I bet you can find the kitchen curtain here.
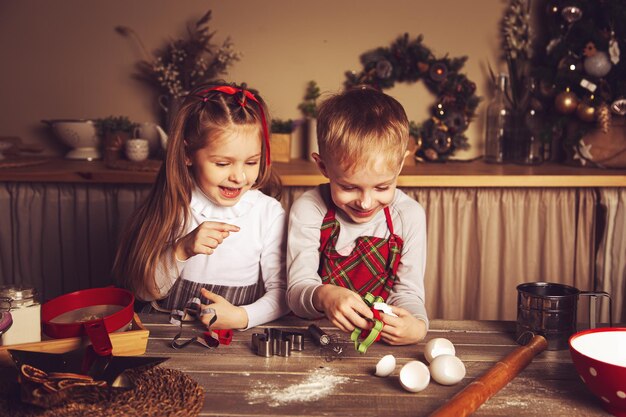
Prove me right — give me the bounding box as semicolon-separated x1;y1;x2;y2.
0;183;622;322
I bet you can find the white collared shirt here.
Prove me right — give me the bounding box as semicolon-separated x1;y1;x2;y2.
152;187;289;328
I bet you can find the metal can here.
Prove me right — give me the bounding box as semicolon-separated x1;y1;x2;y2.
0;285;41;346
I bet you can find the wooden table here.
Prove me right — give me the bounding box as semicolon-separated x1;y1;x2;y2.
140;313;607;417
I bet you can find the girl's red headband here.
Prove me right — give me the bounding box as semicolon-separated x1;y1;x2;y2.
197;86;271;166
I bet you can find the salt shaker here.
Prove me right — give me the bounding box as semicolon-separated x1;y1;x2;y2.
0;285;41;345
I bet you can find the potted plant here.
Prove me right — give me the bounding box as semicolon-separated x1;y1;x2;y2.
270;118;294;163
298;81;320;161
95;116;138;162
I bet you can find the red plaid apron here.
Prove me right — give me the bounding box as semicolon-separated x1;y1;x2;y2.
318;188;403;301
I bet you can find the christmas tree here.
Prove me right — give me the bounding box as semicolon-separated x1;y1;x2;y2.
533;0;626;156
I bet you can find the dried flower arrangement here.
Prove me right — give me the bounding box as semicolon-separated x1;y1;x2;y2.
499;0;534;110
116;10;241;99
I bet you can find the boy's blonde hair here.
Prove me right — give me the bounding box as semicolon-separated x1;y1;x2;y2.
316;86;409;172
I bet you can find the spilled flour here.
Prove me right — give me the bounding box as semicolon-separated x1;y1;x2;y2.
246;368;349;407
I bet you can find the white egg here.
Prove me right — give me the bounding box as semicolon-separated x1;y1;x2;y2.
374;354;396;377
429;354;466;385
424;337;456;363
399;360;430;392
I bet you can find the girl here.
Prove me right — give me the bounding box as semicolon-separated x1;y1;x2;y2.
113;82;289;330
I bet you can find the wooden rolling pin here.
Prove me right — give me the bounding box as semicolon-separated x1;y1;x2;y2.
430;334;548;417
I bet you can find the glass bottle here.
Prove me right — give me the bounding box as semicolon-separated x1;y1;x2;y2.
517;78;544;165
484;73;510;163
517;107;544;165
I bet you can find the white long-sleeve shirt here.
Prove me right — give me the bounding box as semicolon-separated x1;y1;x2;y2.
150;187;290;329
286;187;428;327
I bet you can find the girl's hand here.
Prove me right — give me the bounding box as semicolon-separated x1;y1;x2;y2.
379;306;427;345
174;221;240;261
313;285;373;332
199;288;248;330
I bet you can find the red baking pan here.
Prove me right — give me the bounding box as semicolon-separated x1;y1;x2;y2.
41;287;134;340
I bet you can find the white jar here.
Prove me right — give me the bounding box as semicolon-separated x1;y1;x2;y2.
125;138;150;162
0;285;41;346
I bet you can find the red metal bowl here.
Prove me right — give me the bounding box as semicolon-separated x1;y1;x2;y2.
42;287;134;339
569;327;626;417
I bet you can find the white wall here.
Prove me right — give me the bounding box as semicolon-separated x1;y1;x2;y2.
0;0;506;158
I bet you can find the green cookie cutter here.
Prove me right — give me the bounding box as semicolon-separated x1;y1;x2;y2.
350;292;385;354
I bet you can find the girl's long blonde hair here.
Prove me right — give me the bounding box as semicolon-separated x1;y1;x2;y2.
113;82;280;299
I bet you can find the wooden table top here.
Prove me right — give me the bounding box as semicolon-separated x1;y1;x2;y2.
140;313;607;417
1;158;626;187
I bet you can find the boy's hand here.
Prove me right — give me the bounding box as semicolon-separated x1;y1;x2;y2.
379;306;427;345
174;221;240;261
199;288;248;330
313;285;373;332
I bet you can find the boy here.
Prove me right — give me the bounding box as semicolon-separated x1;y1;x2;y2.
287;86;428;345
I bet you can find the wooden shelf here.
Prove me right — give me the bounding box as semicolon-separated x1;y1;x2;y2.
1;158;625;187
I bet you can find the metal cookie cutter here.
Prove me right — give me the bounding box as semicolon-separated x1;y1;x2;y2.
170;298;233;349
251;328;305;357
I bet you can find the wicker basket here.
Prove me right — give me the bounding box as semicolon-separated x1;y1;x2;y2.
0;366;204;417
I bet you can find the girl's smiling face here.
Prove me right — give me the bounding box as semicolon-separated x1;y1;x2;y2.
189;124;262;206
314;153;403;224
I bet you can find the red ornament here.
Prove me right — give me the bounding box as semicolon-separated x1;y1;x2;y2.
429;62;448;82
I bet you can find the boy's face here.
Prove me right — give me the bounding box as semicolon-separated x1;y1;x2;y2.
313;153;405;224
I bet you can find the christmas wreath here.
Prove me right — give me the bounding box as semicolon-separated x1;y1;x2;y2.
345;34;481;162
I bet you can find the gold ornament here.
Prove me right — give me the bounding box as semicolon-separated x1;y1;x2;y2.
554;90;579;114
597;103;610;133
576;101;596;123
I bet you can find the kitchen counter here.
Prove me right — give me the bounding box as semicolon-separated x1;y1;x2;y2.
1;158;626;187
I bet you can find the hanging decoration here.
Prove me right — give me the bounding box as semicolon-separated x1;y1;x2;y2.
554;88;579;114
611;98;626;115
533;0;626;160
344;33;481;162
575;96;597;122
561;6;583;24
583;42;612;78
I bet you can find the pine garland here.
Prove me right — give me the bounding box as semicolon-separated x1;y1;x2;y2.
345;34;481;162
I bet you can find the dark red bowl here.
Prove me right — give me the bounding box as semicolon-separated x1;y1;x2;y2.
569;327;626;417
42;287;134;339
